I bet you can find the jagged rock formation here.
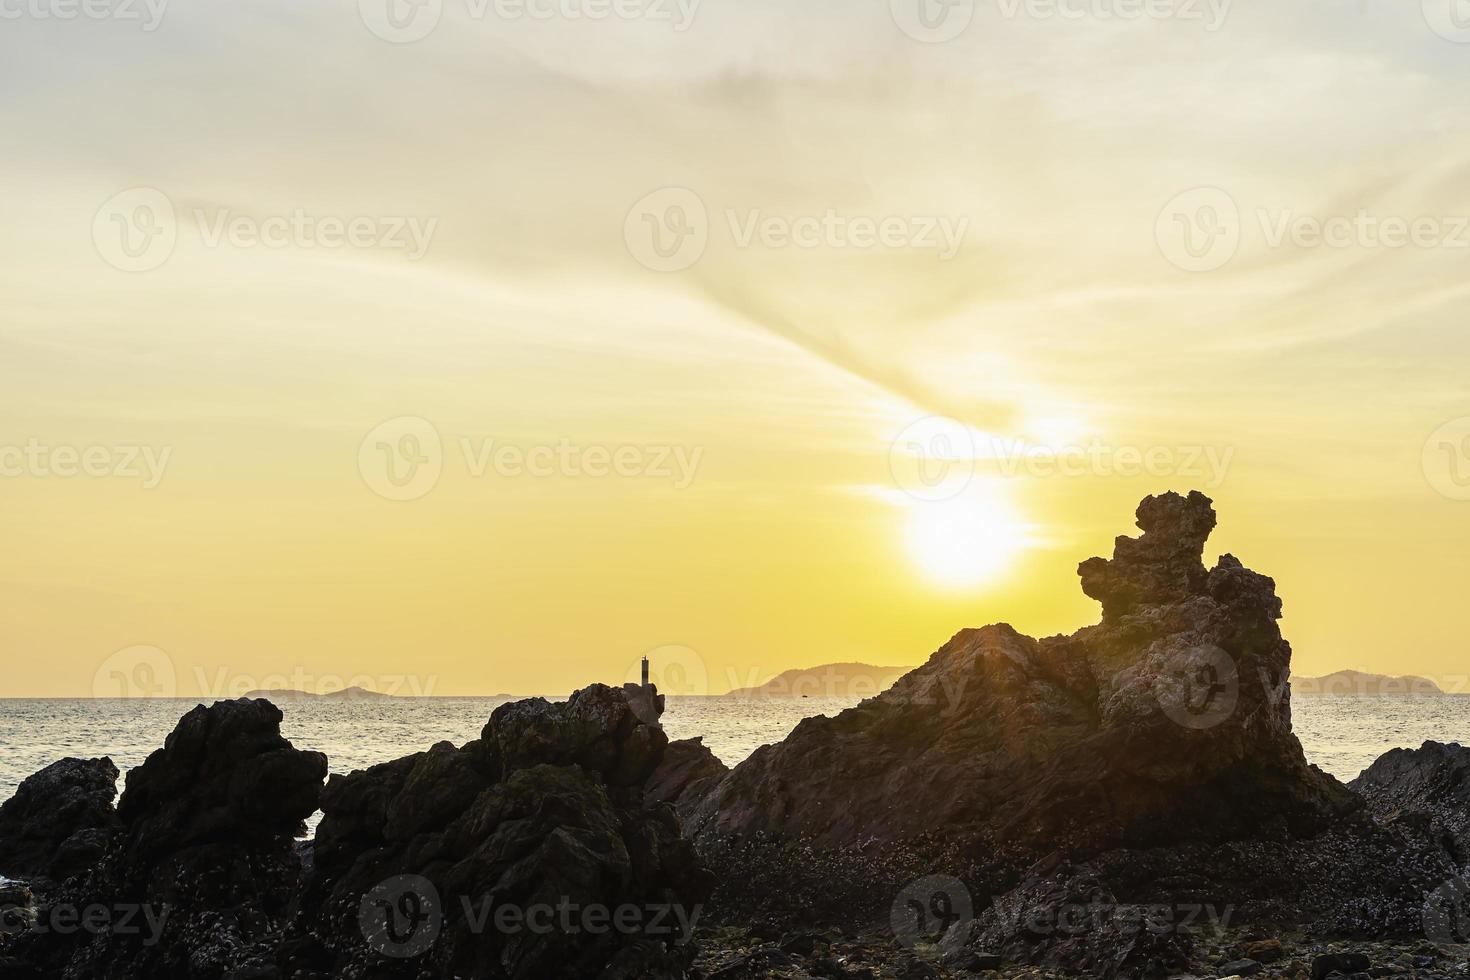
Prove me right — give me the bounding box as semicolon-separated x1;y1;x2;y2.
1351;741;1470;863
280;683;710;980
0;699;327;979
647;738;730;821
687;491;1356;858
0;757;119;888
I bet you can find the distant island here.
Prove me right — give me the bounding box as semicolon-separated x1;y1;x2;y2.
243;686;397;701
724;663;916;698
1293;669;1443;696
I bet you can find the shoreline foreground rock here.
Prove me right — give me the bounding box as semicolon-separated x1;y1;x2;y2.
684;491;1355;853
2;492;1470;978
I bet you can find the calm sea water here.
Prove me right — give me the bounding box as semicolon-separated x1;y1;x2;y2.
0;695;1464;819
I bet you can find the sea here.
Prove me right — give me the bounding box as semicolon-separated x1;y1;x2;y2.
0;695;1465;827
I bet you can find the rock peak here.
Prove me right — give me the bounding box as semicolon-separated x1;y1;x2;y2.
1078;489;1217;620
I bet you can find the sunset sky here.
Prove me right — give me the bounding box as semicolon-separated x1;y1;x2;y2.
2;1;1469;697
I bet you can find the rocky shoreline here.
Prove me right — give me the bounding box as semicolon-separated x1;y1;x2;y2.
1;493;1469;979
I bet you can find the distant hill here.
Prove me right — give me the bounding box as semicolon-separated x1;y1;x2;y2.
1294;670;1443;696
243;686;397;701
724;663;916;699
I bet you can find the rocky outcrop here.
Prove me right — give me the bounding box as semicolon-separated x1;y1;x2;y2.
1351;741;1470;863
0;698;327;979
0;757;119;888
687;492;1355;861
647;738;729;821
280;683;710;980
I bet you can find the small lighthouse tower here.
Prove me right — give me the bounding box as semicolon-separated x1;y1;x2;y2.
641;654;651;690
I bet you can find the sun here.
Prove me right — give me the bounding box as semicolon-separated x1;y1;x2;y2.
905;491;1027;588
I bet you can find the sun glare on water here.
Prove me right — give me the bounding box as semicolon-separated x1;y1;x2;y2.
905;492;1027;588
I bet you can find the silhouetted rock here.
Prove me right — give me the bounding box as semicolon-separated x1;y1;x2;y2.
647;738;729;820
1351;740;1470;862
280;683;710;980
0;757;119;888
0;698;326;979
688;491;1354;859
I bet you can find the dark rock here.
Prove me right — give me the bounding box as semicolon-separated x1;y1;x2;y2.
778;929;823;956
1240;938;1284;963
1312;952;1371;980
281;683;710;980
943;947;1001;971
689;491;1356;861
1219;958;1263;975
2;698;326;979
1350;741;1470;862
646;738;729;821
0;758;119;886
895;954;937;980
938;869;1194;979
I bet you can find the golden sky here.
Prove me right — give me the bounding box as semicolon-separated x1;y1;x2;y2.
3;1;1470;696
